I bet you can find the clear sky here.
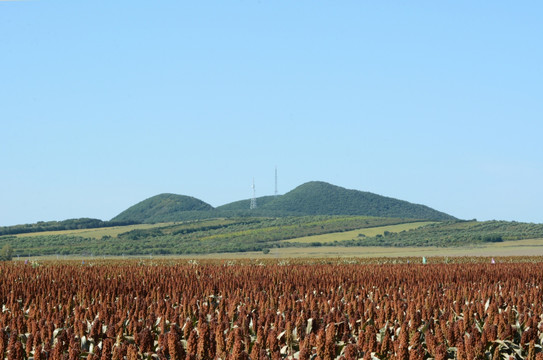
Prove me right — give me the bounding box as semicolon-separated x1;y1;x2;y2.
1;1;542;226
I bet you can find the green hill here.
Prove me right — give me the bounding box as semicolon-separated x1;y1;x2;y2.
3;183;539;257
111;181;456;223
217;182;455;221
260;181;455;220
112;193;214;224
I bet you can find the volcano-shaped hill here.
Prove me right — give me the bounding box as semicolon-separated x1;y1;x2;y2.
112;194;214;223
260;181;455;220
217;181;455;220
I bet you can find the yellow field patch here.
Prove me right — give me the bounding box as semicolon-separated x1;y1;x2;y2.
172;238;543;259
285;221;435;244
16;237;543;261
15;223;174;239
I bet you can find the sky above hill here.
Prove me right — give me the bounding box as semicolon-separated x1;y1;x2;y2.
1;1;542;226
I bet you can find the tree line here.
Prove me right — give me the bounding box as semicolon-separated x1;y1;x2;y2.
0;218;138;236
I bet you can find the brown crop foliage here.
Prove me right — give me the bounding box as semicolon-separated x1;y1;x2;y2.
1;258;543;359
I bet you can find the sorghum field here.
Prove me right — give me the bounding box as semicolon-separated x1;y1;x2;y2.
1;257;543;359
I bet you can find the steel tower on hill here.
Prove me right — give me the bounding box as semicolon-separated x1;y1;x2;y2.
275;166;278;197
250;178;257;210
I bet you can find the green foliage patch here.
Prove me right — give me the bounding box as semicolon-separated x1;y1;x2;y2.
0;244;13;260
4;214;543;257
343;220;543;247
1;216;412;256
0;218;137;236
112;193;214;223
262;181;455;220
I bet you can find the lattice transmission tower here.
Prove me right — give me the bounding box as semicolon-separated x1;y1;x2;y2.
275;166;278;197
250;178;257;210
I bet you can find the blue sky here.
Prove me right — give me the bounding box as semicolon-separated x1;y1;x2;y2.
1;1;542;226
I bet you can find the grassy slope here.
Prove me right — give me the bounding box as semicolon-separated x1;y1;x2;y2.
4;216;543;257
14;223;173;239
2;216;414;256
248;239;543;259
346;220;543;247
285;221;435;244
27;238;543;260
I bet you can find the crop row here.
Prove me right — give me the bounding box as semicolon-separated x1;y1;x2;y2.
1;260;543;359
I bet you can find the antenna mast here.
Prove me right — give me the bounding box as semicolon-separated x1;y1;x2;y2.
250;178;257;209
275;166;278;197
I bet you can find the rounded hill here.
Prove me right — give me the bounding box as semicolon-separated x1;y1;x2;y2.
112;181;457;223
263;181;456;220
112;194;214;224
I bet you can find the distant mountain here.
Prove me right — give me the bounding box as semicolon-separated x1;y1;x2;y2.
111;182;456;223
112;194;214;224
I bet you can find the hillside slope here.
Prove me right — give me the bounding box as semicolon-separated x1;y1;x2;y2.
5;218;542;256
112;194;214;223
261;182;455;220
216;195;278;211
112;181;456;223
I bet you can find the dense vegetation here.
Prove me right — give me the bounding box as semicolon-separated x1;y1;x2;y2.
112;194;214;223
216;195;278;212
261;182;455;220
0;244;13;261
345;220;543;247
3;259;543;359
2;182;541;256
0;216;414;256
2;215;543;257
113;181;456;223
0;218;137;236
